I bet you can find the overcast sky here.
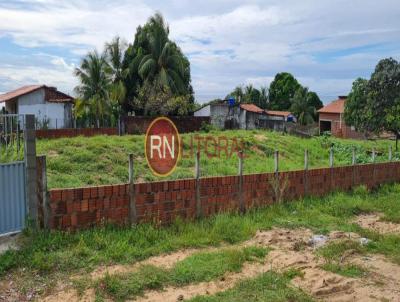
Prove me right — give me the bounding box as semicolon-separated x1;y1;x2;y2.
0;0;399;104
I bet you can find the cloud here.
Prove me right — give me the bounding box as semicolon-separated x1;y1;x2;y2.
0;0;399;103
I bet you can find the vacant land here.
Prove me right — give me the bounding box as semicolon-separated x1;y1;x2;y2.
1;183;400;301
35;130;396;188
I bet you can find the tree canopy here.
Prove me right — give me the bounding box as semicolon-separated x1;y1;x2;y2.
344;58;400;148
74;13;194;120
268;72;301;110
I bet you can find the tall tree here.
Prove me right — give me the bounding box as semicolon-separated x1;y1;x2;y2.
123;13;194;115
74;51;111;127
345;58;400;149
290;87;315;125
105;36;128;117
268;72;301;110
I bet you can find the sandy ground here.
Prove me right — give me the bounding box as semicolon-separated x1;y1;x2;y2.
354;213;400;235
3;215;400;302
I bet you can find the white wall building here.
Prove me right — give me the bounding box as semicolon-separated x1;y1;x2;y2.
0;85;74;129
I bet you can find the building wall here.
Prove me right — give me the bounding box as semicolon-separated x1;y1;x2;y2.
194;105;211;117
319;112;363;139
16;88;71;129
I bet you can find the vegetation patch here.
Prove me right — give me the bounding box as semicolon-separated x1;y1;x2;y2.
35;130;395;188
188;271;313;302
96;246;267;300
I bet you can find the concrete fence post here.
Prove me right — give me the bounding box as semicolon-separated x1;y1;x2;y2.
329;147;334;168
372;148;376;163
274;150;279;175
389;146;392;161
128;154;137;225
238;151;245;214
352;147;356;187
304;149;308;195
195;151;202;219
24;114;38;226
38;155;50;229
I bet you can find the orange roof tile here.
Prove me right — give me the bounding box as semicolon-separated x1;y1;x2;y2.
265;110;292;117
318;98;345;114
0;85;74;103
240;103;264;114
0;85;43;103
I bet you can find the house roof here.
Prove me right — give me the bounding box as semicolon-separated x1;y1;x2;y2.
240;103;264;114
318;97;346;114
0;85;74;103
265;110;292;117
0;85;43;103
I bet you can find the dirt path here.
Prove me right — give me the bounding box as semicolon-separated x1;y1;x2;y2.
354;213;400;235
24;222;400;301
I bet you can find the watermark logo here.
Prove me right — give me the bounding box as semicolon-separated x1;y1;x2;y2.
145;117;181;177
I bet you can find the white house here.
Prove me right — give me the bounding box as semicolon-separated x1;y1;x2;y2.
0;85;74;129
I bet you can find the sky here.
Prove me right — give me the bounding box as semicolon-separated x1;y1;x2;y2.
0;0;399;104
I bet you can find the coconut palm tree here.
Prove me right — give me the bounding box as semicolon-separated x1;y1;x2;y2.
290;87;316;125
74;51;112;127
105;36;128;116
135;13;187;94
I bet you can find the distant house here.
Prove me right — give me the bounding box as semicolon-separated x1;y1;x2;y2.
0;85;74;129
194;101;294;131
318;96;363;139
265;110;296;123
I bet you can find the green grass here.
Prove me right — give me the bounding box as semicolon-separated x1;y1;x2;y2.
34;129;396;188
97;246;267;301
189;271;313;302
321;263;367;278
2;184;400;296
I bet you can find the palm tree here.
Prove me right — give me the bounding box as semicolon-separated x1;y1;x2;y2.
74;51;111;127
135;13;186;94
259;86;268;109
105;36;128;116
290;87;315;125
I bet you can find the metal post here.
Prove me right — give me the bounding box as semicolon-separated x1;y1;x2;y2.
195;151;202;218
238;151;245;214
389;146;392;161
329;147;334;168
128;154;137;225
274;150;279;174
24;115;38;225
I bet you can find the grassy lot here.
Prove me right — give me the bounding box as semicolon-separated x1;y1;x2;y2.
35;130;396;189
1;183;400;298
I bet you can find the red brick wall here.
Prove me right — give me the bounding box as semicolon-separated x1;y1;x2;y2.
123;116;210;134
319;112;364;139
36;128;118;139
44;162;400;230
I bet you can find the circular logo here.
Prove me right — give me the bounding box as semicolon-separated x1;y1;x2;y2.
145;117;181;177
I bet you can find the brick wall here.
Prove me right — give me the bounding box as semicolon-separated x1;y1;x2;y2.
319;112;364;139
43;161;400;230
123;116;210;134
36;128;118;139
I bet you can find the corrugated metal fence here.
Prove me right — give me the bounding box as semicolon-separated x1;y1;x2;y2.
0;161;26;235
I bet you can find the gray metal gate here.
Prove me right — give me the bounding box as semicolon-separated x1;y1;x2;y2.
0;161;26;235
0;114;28;236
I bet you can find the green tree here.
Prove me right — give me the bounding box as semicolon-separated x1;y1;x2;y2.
105;36;128;119
123;13;194;114
345;58;400;149
344;78;370;136
268;72;301;110
74;51;112;127
290;87;315;125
